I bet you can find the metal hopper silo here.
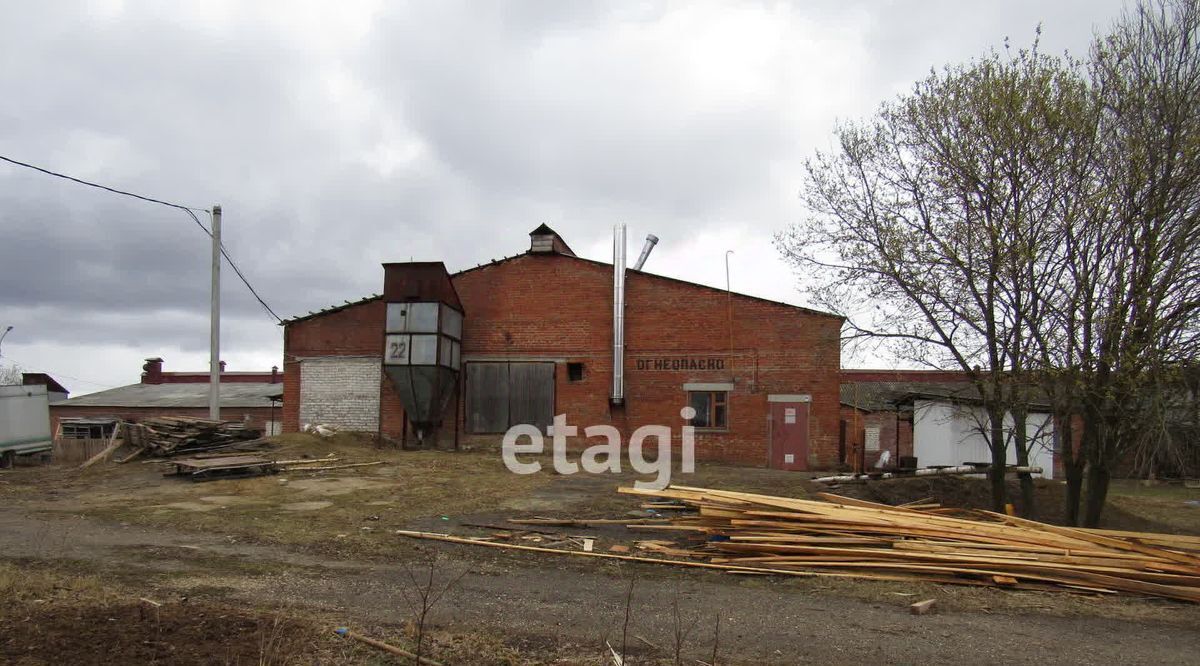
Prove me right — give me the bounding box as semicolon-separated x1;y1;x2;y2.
381;262;463;446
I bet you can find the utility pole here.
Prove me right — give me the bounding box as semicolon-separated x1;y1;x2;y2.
209;205;221;420
725;249;734;350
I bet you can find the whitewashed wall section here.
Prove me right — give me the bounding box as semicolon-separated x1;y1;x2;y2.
298;357;381;431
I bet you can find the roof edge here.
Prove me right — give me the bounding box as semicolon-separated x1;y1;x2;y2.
285;250;844;325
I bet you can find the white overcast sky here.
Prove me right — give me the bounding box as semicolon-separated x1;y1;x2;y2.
0;0;1128;396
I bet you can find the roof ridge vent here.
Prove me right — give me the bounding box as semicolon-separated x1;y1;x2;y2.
528;224;576;256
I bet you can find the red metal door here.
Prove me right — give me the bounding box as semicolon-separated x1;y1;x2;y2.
769;401;809;471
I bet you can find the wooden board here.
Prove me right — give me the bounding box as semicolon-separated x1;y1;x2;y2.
465;362;509;433
508;362;555;433
612;484;1200;602
168;455;278;481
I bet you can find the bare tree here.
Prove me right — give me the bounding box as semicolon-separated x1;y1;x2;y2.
620;577;634;665
782;1;1200;525
0;363;21;386
778;36;1095;512
670;590;699;666
398;559;467;665
1070;0;1200;525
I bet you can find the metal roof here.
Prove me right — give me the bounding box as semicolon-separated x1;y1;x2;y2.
22;373;70;395
53;382;283;409
840;381;1053;412
840;381;980;412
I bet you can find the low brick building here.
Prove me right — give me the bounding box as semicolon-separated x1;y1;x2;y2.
839;369;1059;477
838;369;973;469
282;225;844;470
49;358;285;436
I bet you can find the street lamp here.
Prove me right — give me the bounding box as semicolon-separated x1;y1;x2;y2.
0;326;12;357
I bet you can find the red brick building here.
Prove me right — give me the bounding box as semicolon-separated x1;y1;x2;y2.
282;225;844;470
49;358;285;437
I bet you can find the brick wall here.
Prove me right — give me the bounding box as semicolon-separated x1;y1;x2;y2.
839;405;913;469
298;357;381;431
140;357;282;384
283;299;386;433
450;254;843;467
283;252;844;469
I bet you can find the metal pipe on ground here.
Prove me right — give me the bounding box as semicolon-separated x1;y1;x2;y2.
814;465;1044;484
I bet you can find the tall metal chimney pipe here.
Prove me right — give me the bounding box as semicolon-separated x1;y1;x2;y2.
632;234;659;271
611;224;627;405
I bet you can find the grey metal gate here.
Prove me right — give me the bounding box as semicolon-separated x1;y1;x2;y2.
465;362;554;433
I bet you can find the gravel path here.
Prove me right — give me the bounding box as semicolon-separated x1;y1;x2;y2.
1;509;1198;665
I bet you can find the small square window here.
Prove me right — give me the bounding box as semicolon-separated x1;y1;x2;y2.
688;390;728;429
567;362;584;382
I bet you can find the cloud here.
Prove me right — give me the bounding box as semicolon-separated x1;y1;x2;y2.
0;0;1127;393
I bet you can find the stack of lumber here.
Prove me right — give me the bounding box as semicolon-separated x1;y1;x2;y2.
125;417;263;458
619;485;1200;602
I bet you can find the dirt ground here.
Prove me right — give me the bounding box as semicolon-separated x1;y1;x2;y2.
1;433;1199;664
828;475;1200;534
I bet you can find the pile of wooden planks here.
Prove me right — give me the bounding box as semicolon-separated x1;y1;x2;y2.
125;417;263;458
619;485;1200;602
166;455;279;481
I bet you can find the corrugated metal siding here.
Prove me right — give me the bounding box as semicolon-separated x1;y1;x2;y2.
1;385;51;451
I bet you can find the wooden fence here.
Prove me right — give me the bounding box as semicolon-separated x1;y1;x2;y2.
51;437;117;465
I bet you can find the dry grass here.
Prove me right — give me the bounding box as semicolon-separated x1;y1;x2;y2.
6;441;1200;659
1106;479;1200;534
28;433;548;557
16;433;813;557
749;567;1200;626
0;560;110;603
0;559;389;665
0;559;608;665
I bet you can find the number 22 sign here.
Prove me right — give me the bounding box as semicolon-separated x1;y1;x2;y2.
384;335;409;364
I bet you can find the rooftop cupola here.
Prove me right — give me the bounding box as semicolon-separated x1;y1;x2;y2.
528;224;576;256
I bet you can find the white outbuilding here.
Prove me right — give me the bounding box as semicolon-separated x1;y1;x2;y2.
912;397;1056;479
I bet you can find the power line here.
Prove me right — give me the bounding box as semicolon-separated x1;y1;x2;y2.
0;154;208;214
179;207;282;322
0;154;282;323
0;354;117;390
